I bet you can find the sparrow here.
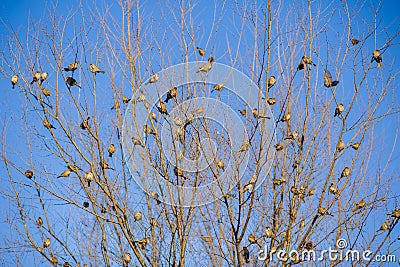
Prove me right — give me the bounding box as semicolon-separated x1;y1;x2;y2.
197;57;214;73
318;207;333;216
353;199;366;211
108;144;115;157
80;117;90;130
24;169;34;179
340;167;351;179
302;56;316;66
336;140;345;152
132;136;144;147
134;211;142;221
213;83;224;92
243;247;250;263
297;61;305;70
36;217;43;227
334;103;344;117
150;112;157;122
351;142;360;150
43;120;56;129
252;108;270;119
144;124;156;135
43;237;51;248
239;141;250;152
89;63;105;74
196;47;206;56
371;50;382;67
307;188;316;196
149;191;161;204
351;39;360;45
324;70;339;88
267;76;276;90
30;71;41;84
101;160;114;170
137;237;150;250
266;97;276;105
174;166;187;179
63;61;78;72
216;159;225;170
122;96;131;104
123;253;131;266
84;171;94;187
157;100;168;115
11;75;18;88
248;234;258;244
50;256;58;265
40;72;48;84
280;113;291;122
165;86;178;103
41;88;51;96
285;131;299;140
150;218;159;227
111;101;120;110
329;183;338;195
243;175;257;193
389;208;400;218
265;227;276;239
57;167;72;178
300;219;306;229
137;93;146;102
66;76;81;88
147;73;160;84
275;143;283;151
378;221;389;231
238;109;247;116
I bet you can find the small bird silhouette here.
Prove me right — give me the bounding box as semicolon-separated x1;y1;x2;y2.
318;207;333;216
243;247;250;263
285;131;299;140
25;169;34;179
334;103;344;117
378;221;389;231
252;108;270;119
123;253;131;267
243;175;257;193
63;61;78;72
280;113;291;122
50;256;58;265
108;144;115;157
196;47;206;56
36;217;43;227
351;142;360;150
66;76;81;88
30;71;41;84
174;166;187;179
302;56;316;66
265;227;276;239
329;183;338;195
122;96;131;104
212;83;224;92
275;143;283;151
134;211;142;221
84;171;94;187
41;88;51;97
150;217;159;227
80;117;90;130
137;237;150;250
297;61;305;70
197;57;214;73
248;234;258;244
83;201;89;208
101;160;114;170
324;70;339;88
144;124;156;135
40;72;48;84
389;208;400;218
340;167;351;179
216;159;225;170
57;166;72;178
266;97;276;105
111;101;120;110
165;86;178;103
150;191;161;204
371;50;382;67
239;141;250;152
157;100;168;115
89;63;105;74
267;76;276;90
238;109;247;116
351;39;360;45
43;120;56;129
353;199;366;211
336;140;345;152
11;75;18;88
43;238;51;248
307;188;316;196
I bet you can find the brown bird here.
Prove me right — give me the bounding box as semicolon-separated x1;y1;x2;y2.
252;108;270;119
340;167;351;179
66;76;81;88
329;183;338;195
122;96;131;104
243;175;257;193
36;217;43;227
11;75;18;88
266;97;277;105
280;113;291;122
43;120;56;130
354;199;366;211
111;101;120;110
302;56;316;66
89;63;105;74
50;256;58;265
108;144;115;157
239;141;250;152
265;227;276;239
137;93;146;102
285;131;299;140
149;191;161;205
40;72;48;84
123;253;131;267
30;71;41;84
216;159;225;170
351;39;360;46
84;171;94;187
24;169;34;179
212;83;224;92
324;70;339;88
144;124;156;135
273;177;286;186
134;211;142;221
43;237;51;248
147;73;160;84
238;109;247;116
80;117;90;130
63;61;78;72
57;166;72;178
378;221;389;231
196;47;206;56
307;188;316;196
63;262;71;267
41;88;51;96
372;50;382;67
101;160;114;170
297;61;305;70
389;208;400;218
150;217;159;227
351;142;360;150
174;166;187;179
275;143;283;151
267;76;276;90
197;57;214;73
157;100;168;115
137;237;150;250
150;112;157;122
165;86;178;103
318;207;333;216
336;140;345;152
334;103;344;117
248;234;258;244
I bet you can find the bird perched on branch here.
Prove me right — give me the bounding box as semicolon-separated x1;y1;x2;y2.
267;76;276;90
150;217;159;227
57;165;75;178
157;100;168;115
371;50;382;67
336;140;345;152
280;113;291;122
334;103;344;117
108;144;115;157
302;56;316;66
123;253;131;267
90;63;105;74
66;76;81;88
134;211;142;221
144;124;156;135
340;167;351;179
101;160;114;170
318;207;333;216
137;237;150;250
30;71;41;84
252;108;270;119
243;247;250;263
41;88;51;97
147;73;160;84
378;221;389;231
351;39;360;46
243;175;257;193
351;142;360;150
216;159;225;170
80;117;90;130
150;191;161;205
43;120;56;129
285;131;299;140
43;238;51;248
353;199;366;211
63;61;78;72
212;83;224;92
40;72;48;84
197;57;214;73
324;70;339;88
275;143;283;151
239;141;250;152
122;96;131;104
84;171;94;187
165;86;178;103
36;217;43;228
266;97;276;105
25;169;34;179
196;47;206;56
174;166;187;179
11;75;18;88
248;234;258;244
389;208;400;218
329;183;338;195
